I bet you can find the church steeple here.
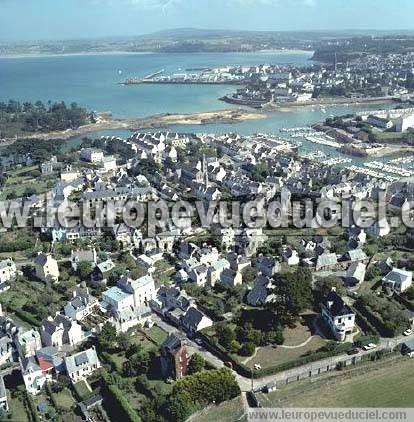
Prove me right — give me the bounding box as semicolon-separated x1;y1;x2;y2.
202;153;209;186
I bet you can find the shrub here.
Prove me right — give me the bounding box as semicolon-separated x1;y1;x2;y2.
239;342;256;357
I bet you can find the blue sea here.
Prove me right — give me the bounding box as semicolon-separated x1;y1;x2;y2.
0;50;397;166
0;50;314;118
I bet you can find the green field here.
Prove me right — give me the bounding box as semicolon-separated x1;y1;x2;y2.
53;388;75;411
258;356;414;407
245;335;327;370
191;396;245;422
7;392;30;422
73;380;92;401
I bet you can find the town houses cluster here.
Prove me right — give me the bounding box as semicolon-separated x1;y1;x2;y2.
1;127;414;415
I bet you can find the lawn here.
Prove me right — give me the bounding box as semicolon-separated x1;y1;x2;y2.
245;335;327;369
53;388;75;411
147;325;169;345
282;318;313;347
258;356;414;407
32;392;56;419
73;380;92;401
130;326;169;351
191;396;245;422
7;392;30;422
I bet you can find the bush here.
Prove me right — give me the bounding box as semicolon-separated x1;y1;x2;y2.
239;342;256;357
187;353;205;375
355;294;409;337
166;368;240;422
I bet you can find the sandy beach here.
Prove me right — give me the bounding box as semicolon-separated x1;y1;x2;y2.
6;108;266;142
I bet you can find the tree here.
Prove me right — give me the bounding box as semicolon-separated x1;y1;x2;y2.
406;286;414;301
99;323;117;350
187;353;205;375
271;268;313;322
123;349;150;376
366;266;381;281
314;277;345;299
77;261;92;279
216;325;236;350
239;342;255;356
166;368;240;422
117;332;131;352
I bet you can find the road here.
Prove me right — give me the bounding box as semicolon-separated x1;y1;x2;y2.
152;314;414;392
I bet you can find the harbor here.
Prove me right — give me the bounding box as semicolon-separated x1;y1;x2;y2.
120;68;246;85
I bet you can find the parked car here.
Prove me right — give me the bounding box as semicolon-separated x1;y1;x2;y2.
403;329;413;336
254;364;262;370
347;348;360;355
362;343;377;351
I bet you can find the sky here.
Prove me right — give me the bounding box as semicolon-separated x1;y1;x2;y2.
0;0;413;42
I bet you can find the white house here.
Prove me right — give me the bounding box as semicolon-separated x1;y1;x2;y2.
21;356;47;395
80;148;104;163
40;314;83;349
64;347;101;383
33;253;59;283
16;329;42;358
282;247;300;266
396;113;414;132
181;307;213;334
102;286;135;311
117;274;156;308
382;268;413;293
0;376;8;412
0;258;16;283
321;289;355;341
64;288;98;321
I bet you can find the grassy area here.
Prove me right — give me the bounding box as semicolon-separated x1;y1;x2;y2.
245;336;327;369
32;392;56;419
73;380;91;401
282;319;313;347
7;392;30;422
147;325;169;345
53;388;75;411
0;275;64;323
0;176;56;200
258;356;414;407
191;396;245;422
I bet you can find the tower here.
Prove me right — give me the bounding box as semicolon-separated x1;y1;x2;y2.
202;153;209;186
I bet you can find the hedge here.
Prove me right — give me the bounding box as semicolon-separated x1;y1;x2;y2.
107;385;141;422
45;383;59;412
25;392;41;422
353;307;380;336
101;373;141;422
6;305;41;327
354;300;396;337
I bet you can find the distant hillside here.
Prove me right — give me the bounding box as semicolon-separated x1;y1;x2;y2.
2;28;414;57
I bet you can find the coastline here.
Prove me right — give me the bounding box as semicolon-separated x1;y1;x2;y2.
0;48;313;60
0;51;155;59
3;108;266;142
